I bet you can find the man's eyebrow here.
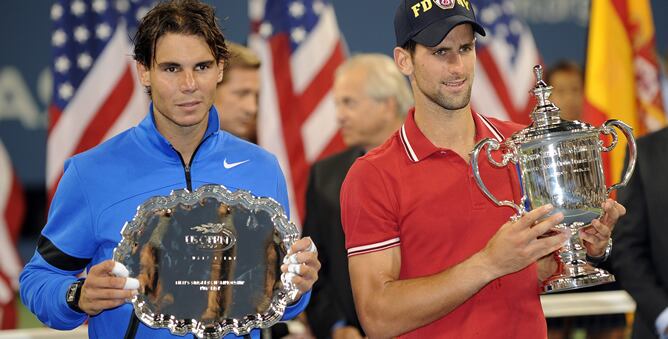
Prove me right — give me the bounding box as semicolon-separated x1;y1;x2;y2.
431;37;477;50
156;61;181;68
195;60;215;66
155;60;215;68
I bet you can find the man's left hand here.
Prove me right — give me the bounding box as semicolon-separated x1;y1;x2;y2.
281;237;320;300
580;199;626;257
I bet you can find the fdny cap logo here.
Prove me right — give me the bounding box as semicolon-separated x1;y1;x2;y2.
433;0;455;10
412;0;470;17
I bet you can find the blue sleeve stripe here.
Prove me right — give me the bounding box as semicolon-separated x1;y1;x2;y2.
37;235;91;271
282;290;311;321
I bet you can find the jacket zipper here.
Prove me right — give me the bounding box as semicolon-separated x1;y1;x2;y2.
124;134;211;338
174;135;210;191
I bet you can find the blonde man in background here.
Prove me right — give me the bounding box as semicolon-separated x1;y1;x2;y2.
215;42;261;143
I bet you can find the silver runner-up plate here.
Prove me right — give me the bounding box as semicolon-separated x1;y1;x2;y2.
113;184;300;338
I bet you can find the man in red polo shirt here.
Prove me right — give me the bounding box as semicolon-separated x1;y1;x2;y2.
340;0;626;338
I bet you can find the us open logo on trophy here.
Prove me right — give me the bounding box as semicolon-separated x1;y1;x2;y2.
186;223;237;251
471;65;637;293
433;0;455;10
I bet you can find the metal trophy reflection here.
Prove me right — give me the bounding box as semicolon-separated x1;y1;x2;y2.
113;185;300;338
470;65;637;293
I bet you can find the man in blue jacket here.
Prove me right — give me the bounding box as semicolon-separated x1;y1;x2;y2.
19;1;319;338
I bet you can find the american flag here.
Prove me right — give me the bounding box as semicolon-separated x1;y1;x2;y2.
249;0;347;222
47;0;153;199
0;140;25;329
471;0;541;125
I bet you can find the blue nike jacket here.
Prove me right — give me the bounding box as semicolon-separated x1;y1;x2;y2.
19;105;310;338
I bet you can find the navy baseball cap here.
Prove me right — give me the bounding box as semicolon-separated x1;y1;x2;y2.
395;0;486;47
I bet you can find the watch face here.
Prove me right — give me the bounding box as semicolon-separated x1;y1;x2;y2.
67;281;80;303
67;285;77;303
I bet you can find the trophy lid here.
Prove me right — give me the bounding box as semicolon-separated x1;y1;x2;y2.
507;65;596;146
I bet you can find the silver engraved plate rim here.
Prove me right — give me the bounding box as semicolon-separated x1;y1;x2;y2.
113;184;300;338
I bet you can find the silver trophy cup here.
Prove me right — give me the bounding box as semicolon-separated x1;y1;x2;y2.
471;65;637;293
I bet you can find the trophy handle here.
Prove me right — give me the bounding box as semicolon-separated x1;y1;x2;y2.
471;138;524;217
600;119;637;194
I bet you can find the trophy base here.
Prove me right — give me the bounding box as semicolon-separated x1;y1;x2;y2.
542;263;615;294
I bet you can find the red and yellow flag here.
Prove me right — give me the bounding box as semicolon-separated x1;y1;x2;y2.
584;0;667;183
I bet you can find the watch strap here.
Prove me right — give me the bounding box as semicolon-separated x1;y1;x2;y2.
586;238;612;266
66;278;86;314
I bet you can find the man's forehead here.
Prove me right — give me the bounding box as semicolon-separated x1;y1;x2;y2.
153;33;216;60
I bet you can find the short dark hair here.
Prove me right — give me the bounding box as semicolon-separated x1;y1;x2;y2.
545;60;583;84
133;0;229;69
402;39;417;56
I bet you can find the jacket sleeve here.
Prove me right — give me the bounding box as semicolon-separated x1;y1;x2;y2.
19;159;96;329
282;290;312;320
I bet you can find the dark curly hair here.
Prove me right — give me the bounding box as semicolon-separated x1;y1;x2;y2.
133;0;230;69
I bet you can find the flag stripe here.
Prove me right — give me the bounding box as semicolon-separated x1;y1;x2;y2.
250;33;301;223
0;143;23;266
296;42;345;124
301;92;338;162
48;105;62;134
73;65;135;155
290;6;340;93
472;66;508;121
477;48;532;125
269;35;310;219
104;67;148;140
0;140;24;330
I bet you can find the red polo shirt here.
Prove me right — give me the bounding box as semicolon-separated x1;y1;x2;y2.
341;109;547;338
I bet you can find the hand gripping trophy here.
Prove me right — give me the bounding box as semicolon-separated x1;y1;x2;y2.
471;65;637;293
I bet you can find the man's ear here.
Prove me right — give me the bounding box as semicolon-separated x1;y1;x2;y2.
217;60;225;83
394;47;414;76
136;62;151;87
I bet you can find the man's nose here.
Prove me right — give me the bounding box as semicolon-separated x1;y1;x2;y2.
243;95;258;117
335;107;348;126
446;53;465;73
180;71;197;92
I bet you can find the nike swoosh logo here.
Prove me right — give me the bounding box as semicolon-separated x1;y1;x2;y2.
223;158;250;169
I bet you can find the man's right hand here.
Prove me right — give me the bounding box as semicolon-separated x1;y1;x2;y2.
481;204;569;278
78;260;137;316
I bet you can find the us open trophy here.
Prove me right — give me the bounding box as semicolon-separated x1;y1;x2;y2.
113;184;300;338
471;65;637;293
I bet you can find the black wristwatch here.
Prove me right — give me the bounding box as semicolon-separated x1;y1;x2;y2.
66;278;86;314
586;238;612;267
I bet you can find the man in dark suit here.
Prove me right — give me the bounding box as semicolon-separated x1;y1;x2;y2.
612;126;668;339
302;54;413;339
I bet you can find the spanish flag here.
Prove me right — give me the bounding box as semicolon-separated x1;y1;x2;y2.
584;0;667;184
